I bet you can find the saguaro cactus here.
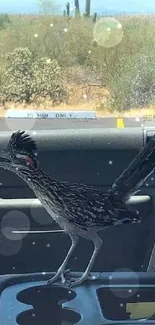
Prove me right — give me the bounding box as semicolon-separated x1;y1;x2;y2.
85;0;91;17
74;0;80;16
93;12;97;22
66;2;70;17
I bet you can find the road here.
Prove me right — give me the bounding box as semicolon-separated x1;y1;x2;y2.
0;116;153;131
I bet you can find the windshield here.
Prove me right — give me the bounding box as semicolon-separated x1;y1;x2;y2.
0;0;154;130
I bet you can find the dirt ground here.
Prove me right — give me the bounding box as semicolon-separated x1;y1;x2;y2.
1;103;155;119
0;85;155;118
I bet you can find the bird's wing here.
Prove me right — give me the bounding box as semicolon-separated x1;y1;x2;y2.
56;181;134;229
46;178;139;229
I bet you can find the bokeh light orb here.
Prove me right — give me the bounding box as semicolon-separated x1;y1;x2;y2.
93;17;123;48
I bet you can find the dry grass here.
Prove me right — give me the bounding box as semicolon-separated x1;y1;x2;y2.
1;99;155;119
1;82;155;118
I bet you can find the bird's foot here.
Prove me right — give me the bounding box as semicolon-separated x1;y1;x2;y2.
66;276;87;288
47;268;70;286
65;272;102;288
47;270;102;287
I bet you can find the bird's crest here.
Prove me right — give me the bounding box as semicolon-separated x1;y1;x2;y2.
7;130;37;155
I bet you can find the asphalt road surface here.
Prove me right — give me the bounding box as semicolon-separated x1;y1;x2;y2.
0;116;153;131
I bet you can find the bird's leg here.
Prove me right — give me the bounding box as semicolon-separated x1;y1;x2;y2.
67;235;103;288
47;234;79;285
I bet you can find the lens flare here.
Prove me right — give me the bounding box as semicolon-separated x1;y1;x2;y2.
93;17;123;48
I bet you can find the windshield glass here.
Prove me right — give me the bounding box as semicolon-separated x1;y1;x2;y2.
0;0;154;130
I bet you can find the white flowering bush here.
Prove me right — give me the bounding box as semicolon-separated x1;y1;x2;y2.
0;48;33;103
31;57;66;104
0;47;67;104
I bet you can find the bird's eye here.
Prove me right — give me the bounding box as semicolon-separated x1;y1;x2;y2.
15;153;34;167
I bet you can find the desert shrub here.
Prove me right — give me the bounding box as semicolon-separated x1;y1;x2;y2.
0;47;67;104
105;54;155;111
0;47;33;103
31;57;66;103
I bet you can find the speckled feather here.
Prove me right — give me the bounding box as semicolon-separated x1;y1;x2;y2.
15;163;140;233
2;130;155;236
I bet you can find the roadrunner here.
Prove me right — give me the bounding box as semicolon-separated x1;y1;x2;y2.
0;131;155;287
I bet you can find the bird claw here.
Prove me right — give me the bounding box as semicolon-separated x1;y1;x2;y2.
47;270;102;287
47;268;71;286
65;272;102;288
65;277;85;288
60;268;71;284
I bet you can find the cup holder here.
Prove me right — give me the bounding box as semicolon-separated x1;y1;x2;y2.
97;286;155;321
2;272;155;325
16;285;81;325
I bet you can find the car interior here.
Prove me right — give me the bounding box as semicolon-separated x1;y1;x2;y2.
0;126;155;324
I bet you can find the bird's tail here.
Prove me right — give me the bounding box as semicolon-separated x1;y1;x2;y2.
109;135;155;201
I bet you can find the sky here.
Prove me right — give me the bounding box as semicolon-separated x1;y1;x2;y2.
0;0;155;14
